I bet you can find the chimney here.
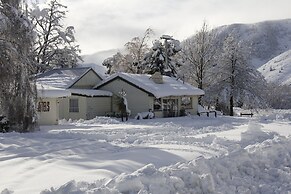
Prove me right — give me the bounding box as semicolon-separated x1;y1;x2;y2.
151;72;163;84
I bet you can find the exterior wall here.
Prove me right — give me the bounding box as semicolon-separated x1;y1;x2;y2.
86;97;111;119
58;96;112;120
59;96;87;120
71;70;102;89
185;96;199;115
37;98;59;125
98;78;153;117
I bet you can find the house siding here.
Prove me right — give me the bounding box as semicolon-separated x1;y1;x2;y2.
59;96;87;120
187;96;199;115
86;97;111;119
37;98;59;125
71;70;102;89
98;78;152;117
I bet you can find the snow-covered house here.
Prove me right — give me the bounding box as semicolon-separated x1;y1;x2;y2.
36;67;112;125
95;72;205;118
36;68;204;125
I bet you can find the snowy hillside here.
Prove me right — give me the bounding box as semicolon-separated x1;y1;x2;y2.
258;50;291;86
213;19;291;68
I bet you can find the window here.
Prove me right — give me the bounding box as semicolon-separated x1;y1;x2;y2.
37;101;50;112
69;99;79;112
181;97;192;109
154;98;162;111
162;98;178;117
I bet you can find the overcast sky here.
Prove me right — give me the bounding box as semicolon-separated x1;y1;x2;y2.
60;0;291;54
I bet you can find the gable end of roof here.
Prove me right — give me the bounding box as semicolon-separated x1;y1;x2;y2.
67;68;103;89
95;75;155;97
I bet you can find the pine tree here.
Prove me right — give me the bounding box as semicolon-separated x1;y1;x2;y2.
142;35;182;77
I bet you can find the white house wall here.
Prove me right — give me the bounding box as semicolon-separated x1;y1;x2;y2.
59;96;87;120
98;78;152;117
37;98;59;125
58;96;112;120
71;70;102;89
188;96;198;115
86;97;111;119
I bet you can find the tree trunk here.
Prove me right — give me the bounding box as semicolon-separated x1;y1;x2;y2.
229;95;234;116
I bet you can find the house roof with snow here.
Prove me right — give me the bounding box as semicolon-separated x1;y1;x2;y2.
36;84;71;98
35;67;103;89
36;67;112;97
95;72;205;98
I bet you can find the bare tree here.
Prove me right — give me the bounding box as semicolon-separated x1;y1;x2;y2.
103;28;154;74
0;0;36;132
181;22;216;88
209;35;267;115
30;0;82;73
180;22;216;103
125;28;154;73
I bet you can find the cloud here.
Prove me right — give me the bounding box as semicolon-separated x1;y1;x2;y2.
61;0;291;54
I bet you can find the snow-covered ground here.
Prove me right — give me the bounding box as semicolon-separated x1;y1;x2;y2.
0;110;290;194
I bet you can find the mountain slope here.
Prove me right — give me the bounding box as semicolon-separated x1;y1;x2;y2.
258;50;291;86
213;19;291;68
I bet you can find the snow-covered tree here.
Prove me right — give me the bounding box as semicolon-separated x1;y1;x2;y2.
142;35;182;77
181;22;216;89
125;28;154;73
30;0;82;73
0;0;36;132
102;52;131;74
207;35;267;115
103;28;153;74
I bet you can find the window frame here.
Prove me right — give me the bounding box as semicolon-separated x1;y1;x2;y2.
69;98;79;113
153;98;162;111
181;97;193;109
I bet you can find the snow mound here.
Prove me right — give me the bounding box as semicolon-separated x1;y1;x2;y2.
240;121;277;147
41;133;291;194
257;109;291;122
59;116;121;125
258;49;291;86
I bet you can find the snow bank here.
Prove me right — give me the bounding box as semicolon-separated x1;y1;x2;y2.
257;109;291;122
59;116;122;125
41;122;291;194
